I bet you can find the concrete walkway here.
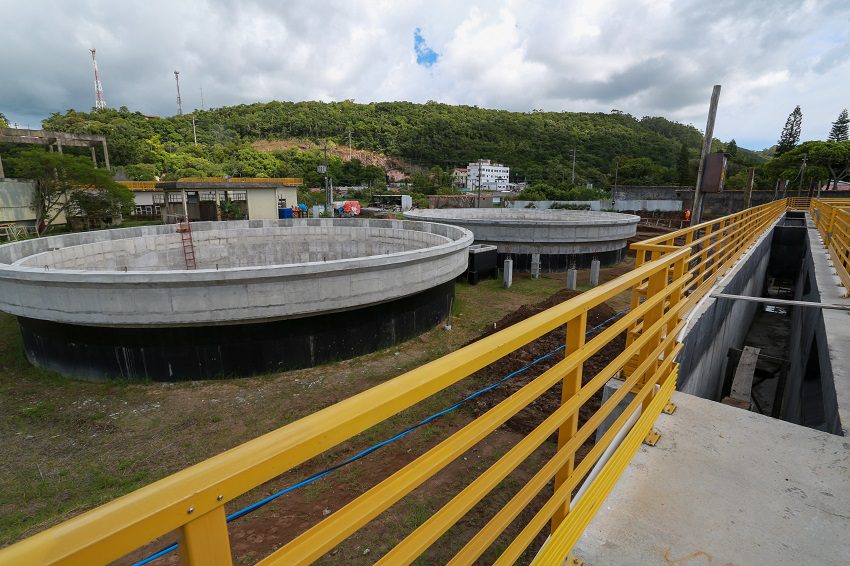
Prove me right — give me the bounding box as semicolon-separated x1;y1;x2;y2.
573;392;850;565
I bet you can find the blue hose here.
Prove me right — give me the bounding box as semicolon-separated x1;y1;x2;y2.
132;308;629;565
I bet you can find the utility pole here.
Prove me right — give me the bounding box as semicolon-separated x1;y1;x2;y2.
797;155;807;197
200;85;204;110
348;130;352;161
192;115;198;145
174;71;183;116
89;48;106;110
744;167;755;209
323;143;331;214
613;158;619;191
570;148;577;184
476;159;482;208
691;84;722;226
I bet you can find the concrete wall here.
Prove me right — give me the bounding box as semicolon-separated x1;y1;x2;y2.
19;226;447;271
506;200;606;211
614;199;682;212
781;221;844;434
0;178;67;225
677;224;775;399
613;186;850;216
246;187;278;220
404;209;639;255
274;187;298;209
0;218;472;327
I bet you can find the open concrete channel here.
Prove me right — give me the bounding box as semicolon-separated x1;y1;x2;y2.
578;210;850;565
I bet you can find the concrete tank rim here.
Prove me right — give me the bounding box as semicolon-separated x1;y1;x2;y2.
0;219;474;282
403;208;641;226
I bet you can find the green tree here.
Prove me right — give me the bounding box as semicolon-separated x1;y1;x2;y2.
8;149;131;235
676;144;691;185
726;139;738;157
828;109;849;142
775;106;802;156
0;111;8;128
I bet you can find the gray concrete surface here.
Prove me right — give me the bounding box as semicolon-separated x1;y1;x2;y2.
573;391;850;565
403;208;639;255
0;219;472;327
677;220;776;399
807;220;850;435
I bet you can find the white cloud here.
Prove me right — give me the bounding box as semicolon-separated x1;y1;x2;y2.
1;0;849;148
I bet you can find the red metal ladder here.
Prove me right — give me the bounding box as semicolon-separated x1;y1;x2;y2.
176;216;197;270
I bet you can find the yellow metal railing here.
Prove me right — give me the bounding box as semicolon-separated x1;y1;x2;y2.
788;196;811;210
117;181;160;190
176;177;303;185
810;198;850;295
0;200;796;566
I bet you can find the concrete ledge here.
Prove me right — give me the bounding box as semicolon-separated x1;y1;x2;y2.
574;391;850;565
0;219;472;327
403;208;639;255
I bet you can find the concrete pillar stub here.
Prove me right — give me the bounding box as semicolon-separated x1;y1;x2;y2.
503;258;513;288
567;267;577;290
531;252;541;279
590;258;601;287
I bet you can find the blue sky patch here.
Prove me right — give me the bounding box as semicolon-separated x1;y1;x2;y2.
414;27;439;67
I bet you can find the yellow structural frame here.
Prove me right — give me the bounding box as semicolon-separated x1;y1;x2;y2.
2;198;833;566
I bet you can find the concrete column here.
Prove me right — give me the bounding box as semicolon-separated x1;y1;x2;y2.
566;266;577;290
90;146;98;168
0;154;4;179
503;258;513;288
530;252;541;279
590;258;601;287
102;140;111;170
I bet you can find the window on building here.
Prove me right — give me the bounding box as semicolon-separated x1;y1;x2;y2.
200;191;217;201
167;192;183;203
278;197;287;208
227;191;247;202
152;193;164;204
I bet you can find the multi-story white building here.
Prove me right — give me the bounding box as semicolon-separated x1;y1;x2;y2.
466;159;510;192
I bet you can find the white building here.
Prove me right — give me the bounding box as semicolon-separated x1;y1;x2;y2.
452;167;468;190
466;159;510;192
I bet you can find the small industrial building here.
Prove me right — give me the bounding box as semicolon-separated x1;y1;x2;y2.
156;177;302;222
117;181;164;218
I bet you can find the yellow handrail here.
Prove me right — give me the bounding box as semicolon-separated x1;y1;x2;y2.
0;198;802;566
810;198;850;295
176;177;303;185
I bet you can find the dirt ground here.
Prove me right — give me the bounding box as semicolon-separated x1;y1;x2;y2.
1;265;631;565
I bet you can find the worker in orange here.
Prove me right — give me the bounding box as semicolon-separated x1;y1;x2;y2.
684;208;692;221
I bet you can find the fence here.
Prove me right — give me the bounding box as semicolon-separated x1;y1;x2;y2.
0;199;798;566
810;198;850;295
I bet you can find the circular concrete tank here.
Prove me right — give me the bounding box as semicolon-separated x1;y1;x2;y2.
403;208;640;270
0;219;472;380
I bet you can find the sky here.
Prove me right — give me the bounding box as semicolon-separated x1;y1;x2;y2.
1;0;849;150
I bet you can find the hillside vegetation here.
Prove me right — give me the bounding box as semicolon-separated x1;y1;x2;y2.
11;101;766;191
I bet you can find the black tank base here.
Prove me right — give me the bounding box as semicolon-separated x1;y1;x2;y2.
18;281;455;382
498;247;627;272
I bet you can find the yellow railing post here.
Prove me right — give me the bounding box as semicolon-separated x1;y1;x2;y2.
177;505;232;566
551;312;588;531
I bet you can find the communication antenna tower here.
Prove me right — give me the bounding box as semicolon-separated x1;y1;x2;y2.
174;71;183;115
90;48;106;110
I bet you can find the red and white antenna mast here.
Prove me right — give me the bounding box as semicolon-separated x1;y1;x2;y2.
90;48;106;110
174;70;183;115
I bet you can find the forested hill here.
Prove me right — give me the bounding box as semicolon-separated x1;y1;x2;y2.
36;100;765;188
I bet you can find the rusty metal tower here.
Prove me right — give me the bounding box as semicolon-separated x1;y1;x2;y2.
174;70;183;115
89;48;106;110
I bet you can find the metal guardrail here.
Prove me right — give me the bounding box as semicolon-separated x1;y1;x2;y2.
176;177;304;185
810;198;850;295
0;200;794;565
